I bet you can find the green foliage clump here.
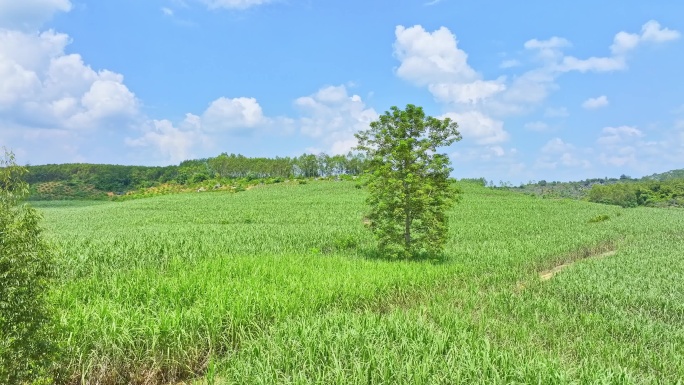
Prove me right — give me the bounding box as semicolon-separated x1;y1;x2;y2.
587;179;684;208
189;171;210;184
587;183;638;208
355;104;462;258
588;214;610;223
459;177;487;186
0;149;56;384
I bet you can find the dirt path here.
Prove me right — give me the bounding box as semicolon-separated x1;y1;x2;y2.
539;250;617;281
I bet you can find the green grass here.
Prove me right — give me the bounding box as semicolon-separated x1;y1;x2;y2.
35;181;684;384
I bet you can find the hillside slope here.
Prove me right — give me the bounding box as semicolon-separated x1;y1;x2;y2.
36;181;684;384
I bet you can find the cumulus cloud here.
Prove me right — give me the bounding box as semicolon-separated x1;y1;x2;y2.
394;25;476;86
294;85;378;154
582;95;609;109
559;56;626;72
595;126;645;168
392;21;677;152
542;137;574;154
392;25;511;147
590;122;684;173
0;2;147;164
201;97;267;132
394;25;506;105
125;117;209;164
125;85;376;163
429;80;506;105
0;0;71;30
490;69;556;114
125;96;272;162
598;146;638;167
489;20;680;116
536;138;591;170
0;29;139;131
441;111;509;145
559;20;680;73
597;125;643;145
611;20;681;55
524;37;571;62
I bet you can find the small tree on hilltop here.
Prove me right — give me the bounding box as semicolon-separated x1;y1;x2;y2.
0;148;56;384
355;104;462;259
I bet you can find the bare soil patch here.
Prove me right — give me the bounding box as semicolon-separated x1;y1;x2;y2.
539;250;617;281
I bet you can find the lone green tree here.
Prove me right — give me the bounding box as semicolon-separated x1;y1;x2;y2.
0;148;56;384
355;104;462;258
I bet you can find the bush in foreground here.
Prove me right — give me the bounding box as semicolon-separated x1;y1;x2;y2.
0;148;56;384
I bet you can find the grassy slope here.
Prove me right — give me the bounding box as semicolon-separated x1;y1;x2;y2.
36;181;684;384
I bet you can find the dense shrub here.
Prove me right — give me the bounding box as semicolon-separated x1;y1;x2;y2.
587;179;684;208
587;183;638;208
0;149;56;384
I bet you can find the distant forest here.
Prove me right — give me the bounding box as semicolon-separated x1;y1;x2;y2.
510;169;684;208
25;152;368;200
22;152;684;208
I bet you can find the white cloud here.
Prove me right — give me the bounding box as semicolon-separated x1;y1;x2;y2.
599;146;637;167
593;122;684;172
542;137;574;154
162;7;174;16
0;0;71;30
595;125;643;169
0;29;139;130
394;25;507;105
641;20;681;43
198;0;272;10
201;97;267;132
393;25;509;148
610;20;680;55
493;20;680;115
582;95;609;109
597;125;643;145
524;37;571;50
491;69;556;114
125;118;208;164
429;79;506;105
489;145;505;157
294;85;378;154
393;21;677;137
561;20;679;73
442;111;509;145
126;85;375;162
125;96;280;163
394;25;478;86
559;56;626;72
450;145;526;181
610;31;641;55
536;138;591;170
524;37;571;62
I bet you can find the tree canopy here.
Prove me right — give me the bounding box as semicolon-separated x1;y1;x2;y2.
355;104;462;258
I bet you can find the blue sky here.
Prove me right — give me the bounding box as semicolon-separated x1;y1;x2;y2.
1;0;683;183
